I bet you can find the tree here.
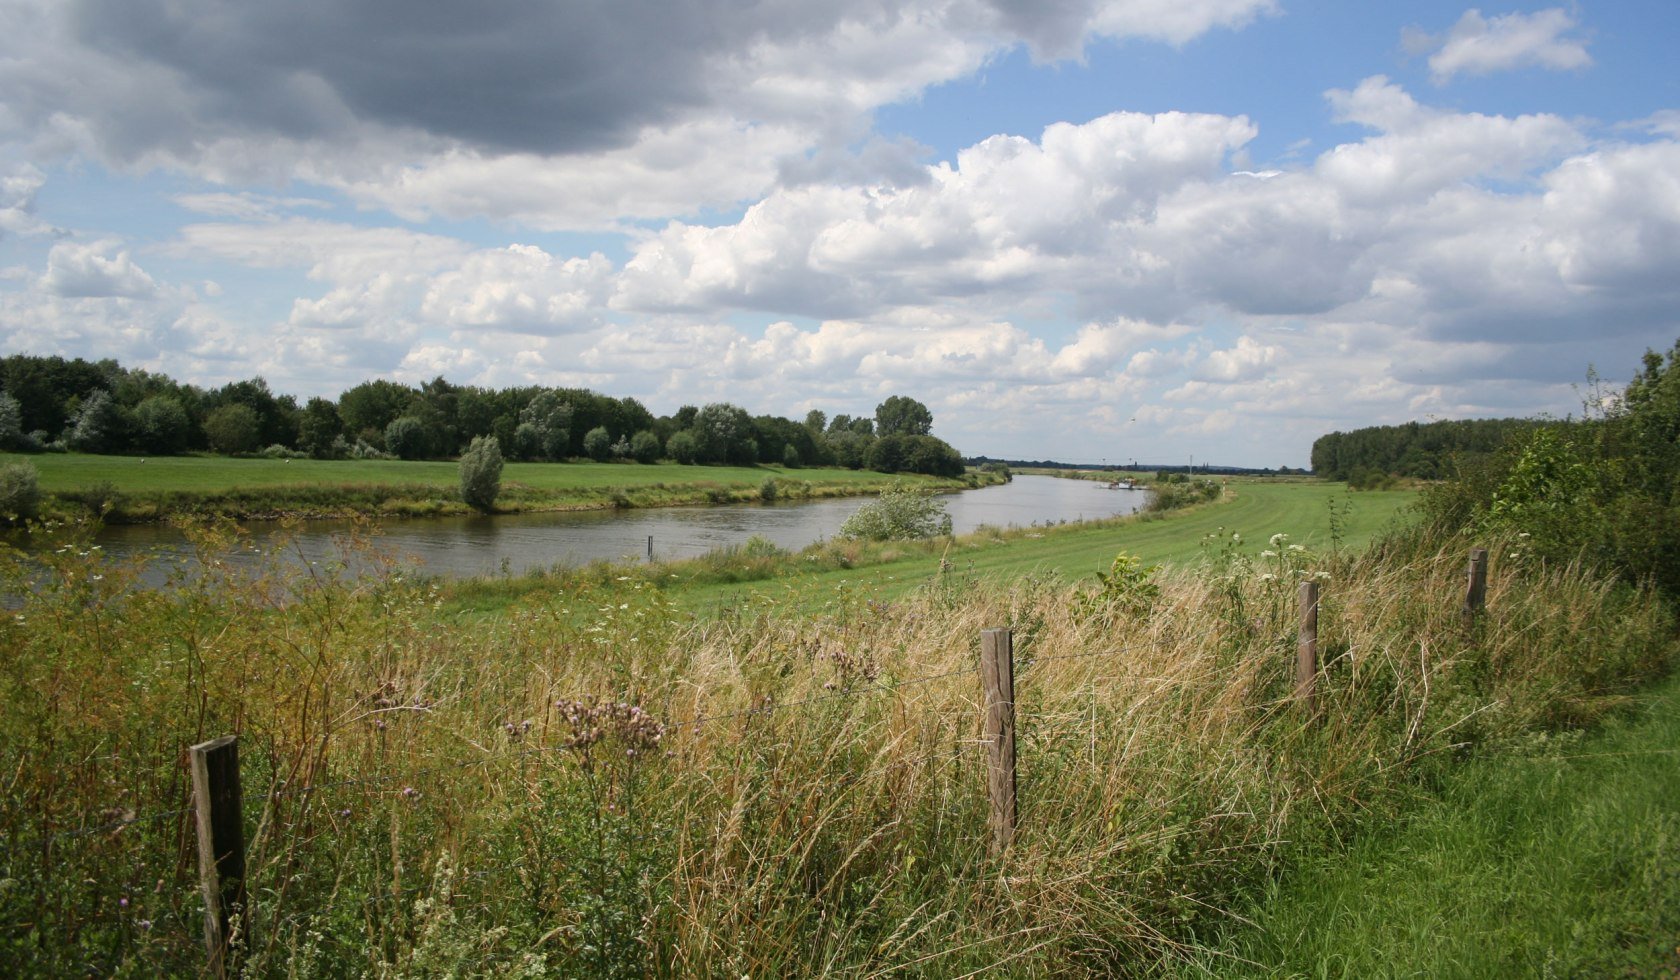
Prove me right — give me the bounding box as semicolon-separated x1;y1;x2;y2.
66;389;126;453
874;395;933;437
630;430;661;464
132;395;192;454
693;402;754;464
583;425;613;461
297;397;345;458
384;416;429;460
338;379;415;442
203;403;262;455
0;393;22;449
458;435;503;512
666;429;699;465
519;390;573;460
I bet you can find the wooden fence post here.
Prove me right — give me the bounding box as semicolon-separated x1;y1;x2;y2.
647;535;653;560
1462;547;1489;626
190;735;247;978
1297;581;1319;708
980;628;1018;855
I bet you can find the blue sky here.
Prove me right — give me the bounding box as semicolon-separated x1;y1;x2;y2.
2;1;1677;467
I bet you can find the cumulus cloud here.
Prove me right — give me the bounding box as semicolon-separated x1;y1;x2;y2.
1407;8;1592;83
40;239;158;298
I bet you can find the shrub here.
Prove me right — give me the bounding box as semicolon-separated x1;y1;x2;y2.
838;485;953;541
384;416;429;460
458;435;504;513
0;460;40;521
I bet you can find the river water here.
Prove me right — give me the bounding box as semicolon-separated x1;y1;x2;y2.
80;474;1148;581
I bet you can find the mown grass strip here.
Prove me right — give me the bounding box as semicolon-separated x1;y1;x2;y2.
1182;672;1680;978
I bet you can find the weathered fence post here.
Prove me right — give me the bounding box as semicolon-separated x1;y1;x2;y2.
647;535;654;560
1462;547;1489;626
980;628;1018;854
189;735;247;978
1297;580;1320;709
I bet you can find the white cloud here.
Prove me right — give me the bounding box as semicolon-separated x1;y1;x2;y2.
40;239;158;298
1416;8;1592;83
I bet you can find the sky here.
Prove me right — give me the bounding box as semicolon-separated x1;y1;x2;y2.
1;1;1677;469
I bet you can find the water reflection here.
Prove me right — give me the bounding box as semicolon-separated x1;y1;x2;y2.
81;474;1147;581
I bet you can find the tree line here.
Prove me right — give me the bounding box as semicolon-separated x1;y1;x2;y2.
1310;417;1545;484
0;354;965;477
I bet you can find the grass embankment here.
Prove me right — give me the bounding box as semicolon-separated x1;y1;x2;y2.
444;478;1415;617
1181;670;1680;977
4;507;1672;975
2;452;985;523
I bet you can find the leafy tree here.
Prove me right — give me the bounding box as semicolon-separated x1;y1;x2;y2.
692;403;755;464
783;444;801;468
297;397;345;458
838;485;953;541
458;435;503;512
803;409;826;432
874;395;933;437
666;429;699;465
338;379;415;442
630;430;661;464
0;393;22;449
132;395;192;454
66;389;126;453
203;403;262;455
213;377;297;448
583;425;613;461
520;390;574;460
384;416;429;460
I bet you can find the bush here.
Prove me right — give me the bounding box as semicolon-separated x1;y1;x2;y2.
384;416;429;460
838;485;953;541
0;460;40;521
459;435;504;513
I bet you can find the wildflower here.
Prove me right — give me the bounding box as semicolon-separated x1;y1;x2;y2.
1269;533;1288;547
1260;550;1277;559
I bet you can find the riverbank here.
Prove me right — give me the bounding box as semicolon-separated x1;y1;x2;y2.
6;487;1670;976
1;452;1000;523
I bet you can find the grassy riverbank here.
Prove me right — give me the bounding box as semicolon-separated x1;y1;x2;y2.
442;477;1415;616
1;452;989;522
4;501;1672;976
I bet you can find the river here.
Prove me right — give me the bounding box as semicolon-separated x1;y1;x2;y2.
79;474;1148;581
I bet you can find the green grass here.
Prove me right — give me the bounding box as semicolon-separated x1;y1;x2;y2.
678;479;1416;610
1181;672;1680;978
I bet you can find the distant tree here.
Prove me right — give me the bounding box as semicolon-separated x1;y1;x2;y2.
693;402;755;464
803;409;826;432
0;393;22;449
519;390;573;460
630;430;662;464
513;422;544;461
666;429;699;465
203;403;262;455
458;435;503;513
384;416;429;460
783;443;802;468
66;389;126;453
583;425;613;461
132;395;192;454
875;395;933;437
338;379;416;442
297;397;345;458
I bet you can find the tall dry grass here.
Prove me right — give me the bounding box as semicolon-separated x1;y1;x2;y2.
0;523;1672;976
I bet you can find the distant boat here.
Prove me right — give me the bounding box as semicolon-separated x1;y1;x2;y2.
1103;479;1139;490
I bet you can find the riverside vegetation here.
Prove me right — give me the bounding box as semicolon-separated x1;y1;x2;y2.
4;341;1679;975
